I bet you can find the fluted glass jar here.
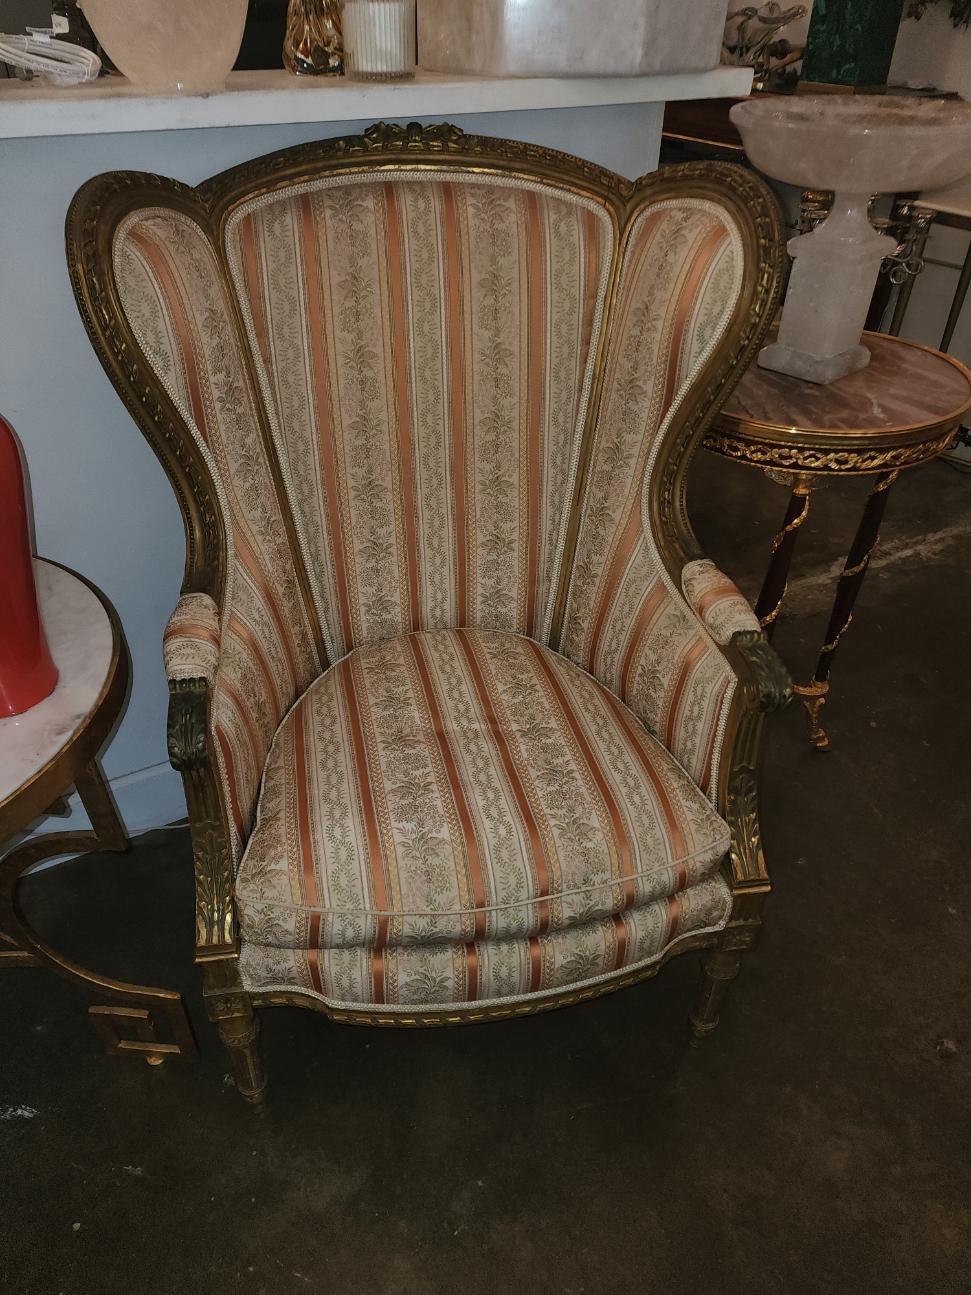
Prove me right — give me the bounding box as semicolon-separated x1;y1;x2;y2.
343;0;416;81
284;0;343;75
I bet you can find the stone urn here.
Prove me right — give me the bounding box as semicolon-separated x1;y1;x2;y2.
731;96;971;384
80;0;248;94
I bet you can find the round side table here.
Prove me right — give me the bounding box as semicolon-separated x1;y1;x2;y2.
0;559;194;1064
705;330;971;749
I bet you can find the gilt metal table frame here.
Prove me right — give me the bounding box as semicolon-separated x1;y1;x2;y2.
0;560;196;1065
706;333;971;749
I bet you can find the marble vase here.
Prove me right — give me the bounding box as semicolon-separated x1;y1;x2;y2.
79;0;248;94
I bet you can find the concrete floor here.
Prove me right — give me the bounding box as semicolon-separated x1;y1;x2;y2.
2;456;970;1295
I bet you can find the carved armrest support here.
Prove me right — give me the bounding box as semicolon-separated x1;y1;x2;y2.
720;633;791;892
167;677;210;772
166;677;238;955
731;630;793;714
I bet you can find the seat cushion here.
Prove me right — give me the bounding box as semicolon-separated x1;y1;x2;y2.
235;628;730;957
239;875;732;1010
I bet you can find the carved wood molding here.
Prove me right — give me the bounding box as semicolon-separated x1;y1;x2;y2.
705;426;959;474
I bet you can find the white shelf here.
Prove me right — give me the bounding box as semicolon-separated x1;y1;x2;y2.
0;66;752;140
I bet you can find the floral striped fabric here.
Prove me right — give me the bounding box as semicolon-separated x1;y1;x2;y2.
561;201;745;796
225;175;613;660
682;559;760;646
239;874;732;1009
114;210;322;856
234;628;730;964
113;184;750;870
162;592;220;686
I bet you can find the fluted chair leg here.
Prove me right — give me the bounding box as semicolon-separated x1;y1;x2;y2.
219;1012;268;1107
202;960;268;1107
689;948;742;1040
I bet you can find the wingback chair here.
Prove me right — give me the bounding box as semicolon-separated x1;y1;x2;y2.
68;123;790;1105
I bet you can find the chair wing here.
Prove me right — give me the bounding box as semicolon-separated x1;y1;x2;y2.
560;179;779;794
111;203;322;856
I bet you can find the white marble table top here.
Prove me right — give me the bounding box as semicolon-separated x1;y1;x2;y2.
917;176;971;220
0;561;114;807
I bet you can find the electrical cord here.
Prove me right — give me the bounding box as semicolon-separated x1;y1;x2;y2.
0;32;100;85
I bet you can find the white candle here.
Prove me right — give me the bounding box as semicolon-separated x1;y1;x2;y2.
343;0;416;79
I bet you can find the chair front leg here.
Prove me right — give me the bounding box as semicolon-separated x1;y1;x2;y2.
690;947;742;1038
691;639;787;1039
169;676;267;1108
201;955;267;1107
690;883;768;1039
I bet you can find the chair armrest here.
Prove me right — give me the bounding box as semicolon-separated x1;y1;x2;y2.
162;593;220;688
682;559;760;646
682;561;791;712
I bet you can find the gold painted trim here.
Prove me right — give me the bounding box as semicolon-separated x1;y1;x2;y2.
705;426;959;474
796;82;888;95
661;130;746;154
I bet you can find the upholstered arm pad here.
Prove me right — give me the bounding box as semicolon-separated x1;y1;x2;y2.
163;593;220;687
682;560;760;647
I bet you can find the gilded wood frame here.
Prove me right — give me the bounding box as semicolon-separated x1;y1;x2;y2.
67;122;789;1102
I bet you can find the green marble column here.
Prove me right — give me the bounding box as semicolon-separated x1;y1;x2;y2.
801;0;905;90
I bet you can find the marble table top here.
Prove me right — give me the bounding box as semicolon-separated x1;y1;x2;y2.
0;561;114;808
709;331;971;474
721;332;971;439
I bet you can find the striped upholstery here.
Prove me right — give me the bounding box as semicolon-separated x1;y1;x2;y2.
682;560;760;646
106;161;762;1014
163;592;220;687
114;210;321;856
234;629;730;982
239;875;733;1010
561;201;745;795
225;175;613;659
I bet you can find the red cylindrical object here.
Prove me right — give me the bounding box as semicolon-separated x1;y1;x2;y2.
0;416;58;717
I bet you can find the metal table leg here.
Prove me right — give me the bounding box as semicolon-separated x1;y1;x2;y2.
0;758;196;1064
755;475;814;640
793;469;899;750
887;206;935;337
940;236;971;353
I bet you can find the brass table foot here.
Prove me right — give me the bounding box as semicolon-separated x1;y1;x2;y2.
793;681;830;750
1;760;197;1063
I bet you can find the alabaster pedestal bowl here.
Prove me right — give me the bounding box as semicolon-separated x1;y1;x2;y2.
731;96;971;384
732;96;971;196
80;0;248;95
